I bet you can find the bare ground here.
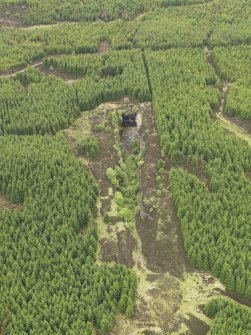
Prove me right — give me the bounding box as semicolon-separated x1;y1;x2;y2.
0;4;28;28
0;194;23;213
63;98;231;335
220;113;251;135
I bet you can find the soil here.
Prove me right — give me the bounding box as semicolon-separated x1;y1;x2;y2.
136;102;190;277
98;41;112;54
0;4;28;28
37;64;83;83
221;113;251;135
0;194;23;213
223;290;251;309
63;96;250;334
0;61;43;80
100;229;137;267
63;98;230;335
218;81;232;115
185;314;210;335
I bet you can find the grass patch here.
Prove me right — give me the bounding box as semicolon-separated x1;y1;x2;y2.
217;115;251;147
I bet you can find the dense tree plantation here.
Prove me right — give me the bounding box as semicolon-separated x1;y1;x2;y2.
146;49;251;299
0;0;251;334
212;46;251;119
208;0;251;47
0;50;150;134
129;6;210;49
205;298;251;334
45;50;150;107
0;22;111;72
212;46;251;82
0;0;210;24
0;135;136;334
0;0;250;75
0;68;80;134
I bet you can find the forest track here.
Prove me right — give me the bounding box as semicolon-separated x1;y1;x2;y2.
204;45;251;145
0;40;112;80
0;61;43;79
217;81;232;115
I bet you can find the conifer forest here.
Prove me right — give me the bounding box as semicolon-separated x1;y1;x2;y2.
0;0;250;334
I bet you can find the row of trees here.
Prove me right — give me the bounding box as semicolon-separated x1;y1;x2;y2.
24;0;146;24
212;46;251;81
0;134;136;334
205;298;251;334
131;6;209;50
146;48;251;300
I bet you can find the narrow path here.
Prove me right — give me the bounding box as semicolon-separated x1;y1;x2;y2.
217;81;232;115
0;61;43;79
0;40;113;80
203;45;251;145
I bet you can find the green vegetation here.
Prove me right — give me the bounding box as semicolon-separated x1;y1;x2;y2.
0;1;250;74
80;136;100;157
0;67;79;135
0;50;149;135
0;22;110;73
146;49;251;300
205;298;251;334
213;46;251;119
131;6;209;49
12;0;145;24
0;135;136;334
0;0;210;25
0;0;251;333
212;46;251;81
225;82;251;119
46;50;150;109
106;110;143;226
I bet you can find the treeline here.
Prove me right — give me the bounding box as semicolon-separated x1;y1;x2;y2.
0;135;136;334
0;50;150;135
213;46;251;119
146;49;251;299
205;298;251;334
